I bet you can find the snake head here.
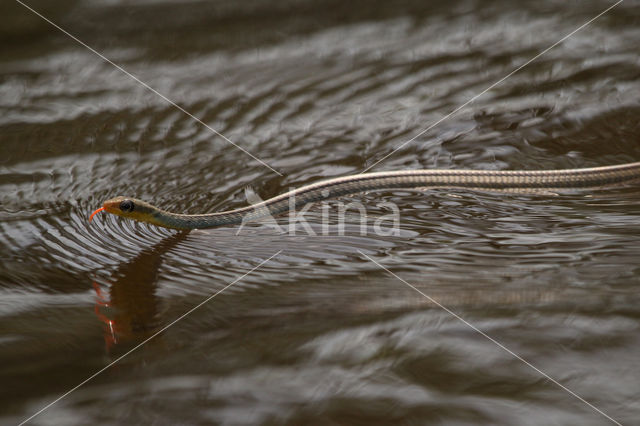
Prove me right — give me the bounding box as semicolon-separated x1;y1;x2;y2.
90;196;161;226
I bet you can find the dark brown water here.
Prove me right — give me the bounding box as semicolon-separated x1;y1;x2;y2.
2;0;640;424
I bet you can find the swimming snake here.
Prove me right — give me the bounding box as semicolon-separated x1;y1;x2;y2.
90;162;640;230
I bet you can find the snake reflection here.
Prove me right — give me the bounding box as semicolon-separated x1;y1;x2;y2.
93;231;189;351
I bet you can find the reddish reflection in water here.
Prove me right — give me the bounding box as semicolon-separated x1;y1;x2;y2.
93;281;117;351
91;231;190;353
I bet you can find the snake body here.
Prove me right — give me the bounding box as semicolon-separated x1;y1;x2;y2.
92;162;640;230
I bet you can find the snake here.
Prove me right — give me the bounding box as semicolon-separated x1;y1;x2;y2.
90;162;640;230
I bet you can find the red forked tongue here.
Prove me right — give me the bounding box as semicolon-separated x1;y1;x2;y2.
89;207;105;222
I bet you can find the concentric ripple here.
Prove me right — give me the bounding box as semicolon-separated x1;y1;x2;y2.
2;0;640;424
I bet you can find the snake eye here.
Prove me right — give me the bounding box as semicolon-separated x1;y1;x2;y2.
119;199;134;212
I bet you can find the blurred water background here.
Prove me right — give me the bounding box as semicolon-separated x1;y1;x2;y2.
1;0;640;424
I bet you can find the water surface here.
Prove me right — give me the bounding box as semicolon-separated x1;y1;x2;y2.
2;0;640;424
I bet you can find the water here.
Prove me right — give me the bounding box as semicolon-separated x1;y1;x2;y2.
2;0;640;424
